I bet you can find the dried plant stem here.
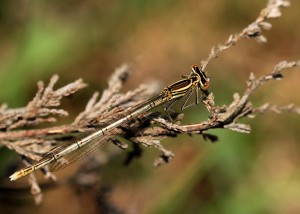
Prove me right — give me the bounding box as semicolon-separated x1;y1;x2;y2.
0;0;299;204
200;0;290;71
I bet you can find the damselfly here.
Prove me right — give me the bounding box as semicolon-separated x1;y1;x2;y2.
9;65;209;181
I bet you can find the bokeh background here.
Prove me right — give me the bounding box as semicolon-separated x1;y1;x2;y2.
0;0;299;213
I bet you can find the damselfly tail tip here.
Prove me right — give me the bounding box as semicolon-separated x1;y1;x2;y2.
9;171;22;181
9;166;33;181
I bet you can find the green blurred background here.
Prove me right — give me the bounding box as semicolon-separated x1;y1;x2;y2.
0;0;299;213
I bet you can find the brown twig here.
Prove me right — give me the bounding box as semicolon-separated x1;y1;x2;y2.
200;0;290;71
0;0;299;204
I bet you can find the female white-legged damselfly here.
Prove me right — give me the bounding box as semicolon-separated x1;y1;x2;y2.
9;65;209;181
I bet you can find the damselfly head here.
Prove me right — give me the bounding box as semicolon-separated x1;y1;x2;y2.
191;64;201;75
191;64;210;90
199;78;210;90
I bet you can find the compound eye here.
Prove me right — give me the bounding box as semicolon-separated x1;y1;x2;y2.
200;78;210;90
191;64;201;75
